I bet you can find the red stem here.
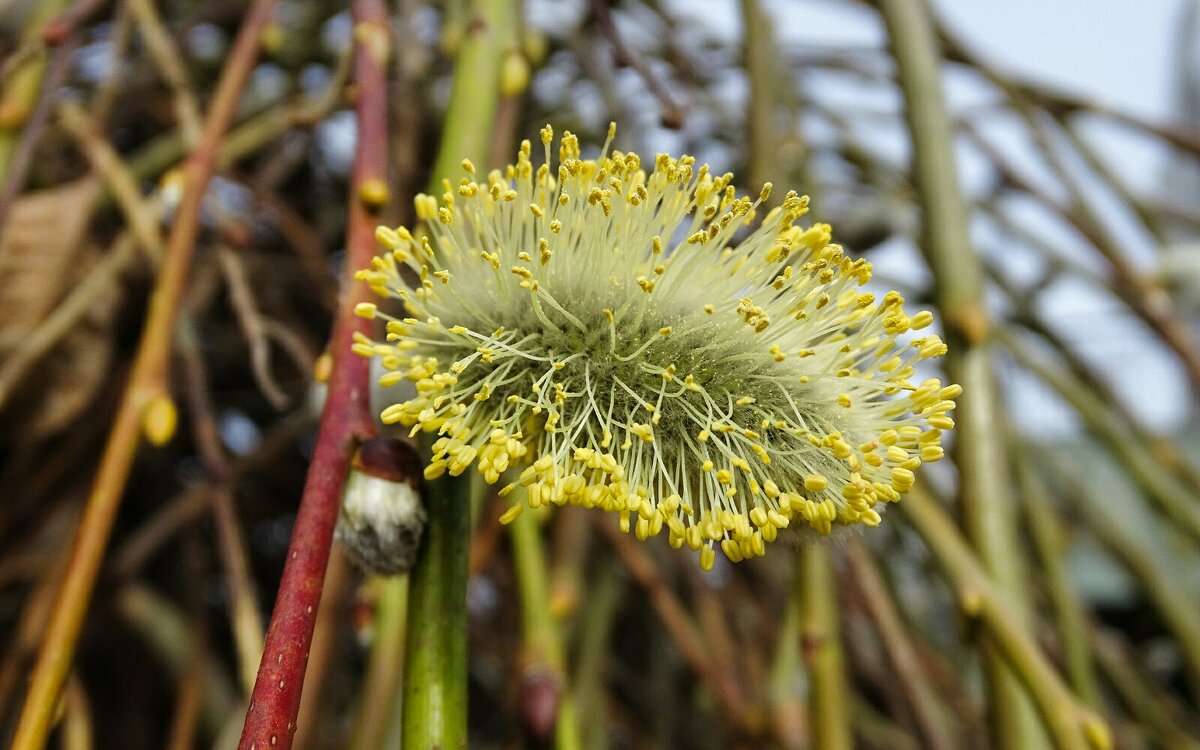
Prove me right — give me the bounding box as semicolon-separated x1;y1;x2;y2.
237;0;389;747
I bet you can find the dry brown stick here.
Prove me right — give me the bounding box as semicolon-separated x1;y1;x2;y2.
117;581;238;738
177;318;266;695
217;248;292;410
845;542;956;750
0;97;160;410
598;520;755;735
56;99;165;255
0;34;78;235
88;0;132;125
126;0;203;145
964;123;1200;392
587;0;684;128
110;410;312;578
9;2;278;745
0;76;344;410
0;542;71;719
166;537;208;750
469;492;508;576
241;186;336;310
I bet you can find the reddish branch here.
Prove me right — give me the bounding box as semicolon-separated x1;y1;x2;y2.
237;0;389;747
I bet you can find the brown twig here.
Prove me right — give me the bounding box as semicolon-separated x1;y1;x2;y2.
165;537;208;750
845;542;956;750
217;248;293;410
111;410;312;578
0;34;78;237
237;0;387;745
964;122;1200;392
177;317;266;694
126;0;203;146
587;0;685;128
9;2;278;746
597;519;756;735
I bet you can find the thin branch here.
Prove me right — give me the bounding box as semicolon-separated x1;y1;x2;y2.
995;327;1200;544
10;2;278;745
1015;457;1101;707
587;0;684;128
875;0;1040;746
126;0;203;146
177;318;266;695
799;545;852;750
217;248;293;410
0;33;78;235
900;486;1109;750
845;542;956;750
238;0;386;744
598;520;756;734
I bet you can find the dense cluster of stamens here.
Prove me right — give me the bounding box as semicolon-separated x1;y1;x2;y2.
354;124;959;570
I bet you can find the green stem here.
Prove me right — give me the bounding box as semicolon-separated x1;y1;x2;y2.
875;0;1042;746
1039;450;1200;695
1015;455;1101;707
768;560;805;750
350;576;409;750
739;0;780;196
398;0;512;742
901;487;1108;750
427;0;515;189
402;471;470;750
572;564;620;750
996;327;1200;544
511;509;583;750
798;545;851;750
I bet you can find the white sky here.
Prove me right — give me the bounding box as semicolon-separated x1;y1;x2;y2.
757;0;1197;435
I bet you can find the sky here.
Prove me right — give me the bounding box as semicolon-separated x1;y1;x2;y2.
751;0;1199;435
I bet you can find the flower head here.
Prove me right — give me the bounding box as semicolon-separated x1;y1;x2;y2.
355;124;958;570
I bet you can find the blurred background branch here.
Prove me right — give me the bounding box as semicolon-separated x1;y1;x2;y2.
0;0;1197;748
